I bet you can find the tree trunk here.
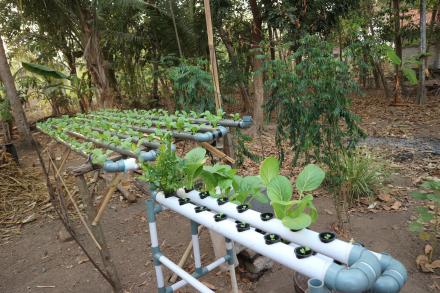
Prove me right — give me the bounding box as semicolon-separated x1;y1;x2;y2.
249;0;264;131
79;7;120;109
417;0;427;105
0;35;32;147
393;0;403;104
375;61;391;99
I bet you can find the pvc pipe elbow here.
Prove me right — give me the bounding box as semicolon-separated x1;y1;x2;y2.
325;246;381;292
372;254;407;293
239;116;253;128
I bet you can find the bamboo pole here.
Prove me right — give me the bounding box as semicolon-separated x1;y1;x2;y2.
200;142;235;164
47;155;102;250
203;0;222;109
92;173;124;226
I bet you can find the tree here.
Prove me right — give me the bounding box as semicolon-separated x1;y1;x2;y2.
0;35;31;146
393;0;403;104
17;0;121;108
249;0;264;132
417;0;427;105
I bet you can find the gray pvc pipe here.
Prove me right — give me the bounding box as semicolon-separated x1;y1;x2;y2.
324;245;382;293
372;254;407;293
95;112;253;129
102;145;176;172
308;279;330;293
193;126;228;142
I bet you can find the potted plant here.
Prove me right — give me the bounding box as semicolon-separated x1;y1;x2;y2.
264;233;281;245
236;222;250;232
319;232;336;243
214;213;227;222
294;246;314;259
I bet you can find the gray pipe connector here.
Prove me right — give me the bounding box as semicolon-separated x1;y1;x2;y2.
372;254;407;293
324;245;381;293
239;116;253;128
194;126;228;142
103;160;126;172
139;150;158;162
308;279;330;293
103;158;138;172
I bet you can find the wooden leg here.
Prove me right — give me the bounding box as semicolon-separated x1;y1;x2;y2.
76;174;123;293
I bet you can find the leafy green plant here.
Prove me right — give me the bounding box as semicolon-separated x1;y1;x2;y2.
140;136;184;195
264;35;365;166
182;147;207;190
327;150;385;204
385;46;418;86
168;59;215;112
200;163;236;196
231;175;267;204
259;157;325;230
409;179;440;262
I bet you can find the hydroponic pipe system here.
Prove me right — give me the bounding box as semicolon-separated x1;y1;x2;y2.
64;129;173;172
177;189;407;292
88;114;230;142
92;112;253;129
145;189;407;293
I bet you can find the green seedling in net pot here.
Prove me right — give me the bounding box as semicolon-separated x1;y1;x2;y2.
259;157;325;230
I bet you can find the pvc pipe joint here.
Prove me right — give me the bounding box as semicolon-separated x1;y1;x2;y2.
103;158;138;172
308;278;330;293
239;116;253;128
194;126;228;142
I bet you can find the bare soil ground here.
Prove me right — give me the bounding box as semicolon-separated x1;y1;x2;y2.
1;91;440;292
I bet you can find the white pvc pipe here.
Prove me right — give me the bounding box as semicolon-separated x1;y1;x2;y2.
149;222;159;247
171;257;227;291
156;193;333;281
206;257;227;271
181;190;353;263
192;234;202;269
159;254;214;293
154;265;165;288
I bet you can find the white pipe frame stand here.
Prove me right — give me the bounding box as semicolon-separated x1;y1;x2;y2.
145;196;238;293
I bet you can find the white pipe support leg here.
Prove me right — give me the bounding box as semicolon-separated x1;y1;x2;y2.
158;255;214;293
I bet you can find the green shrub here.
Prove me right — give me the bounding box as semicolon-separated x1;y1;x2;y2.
327;149;385;204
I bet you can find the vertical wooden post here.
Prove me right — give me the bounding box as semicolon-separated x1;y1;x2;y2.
76;174;122;293
203;0;222;110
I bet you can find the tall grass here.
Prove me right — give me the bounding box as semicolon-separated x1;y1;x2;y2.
328;149;386;205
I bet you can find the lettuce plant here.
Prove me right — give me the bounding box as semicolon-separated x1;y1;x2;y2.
259;157;325;230
200;163;236;196
182;147;207;190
